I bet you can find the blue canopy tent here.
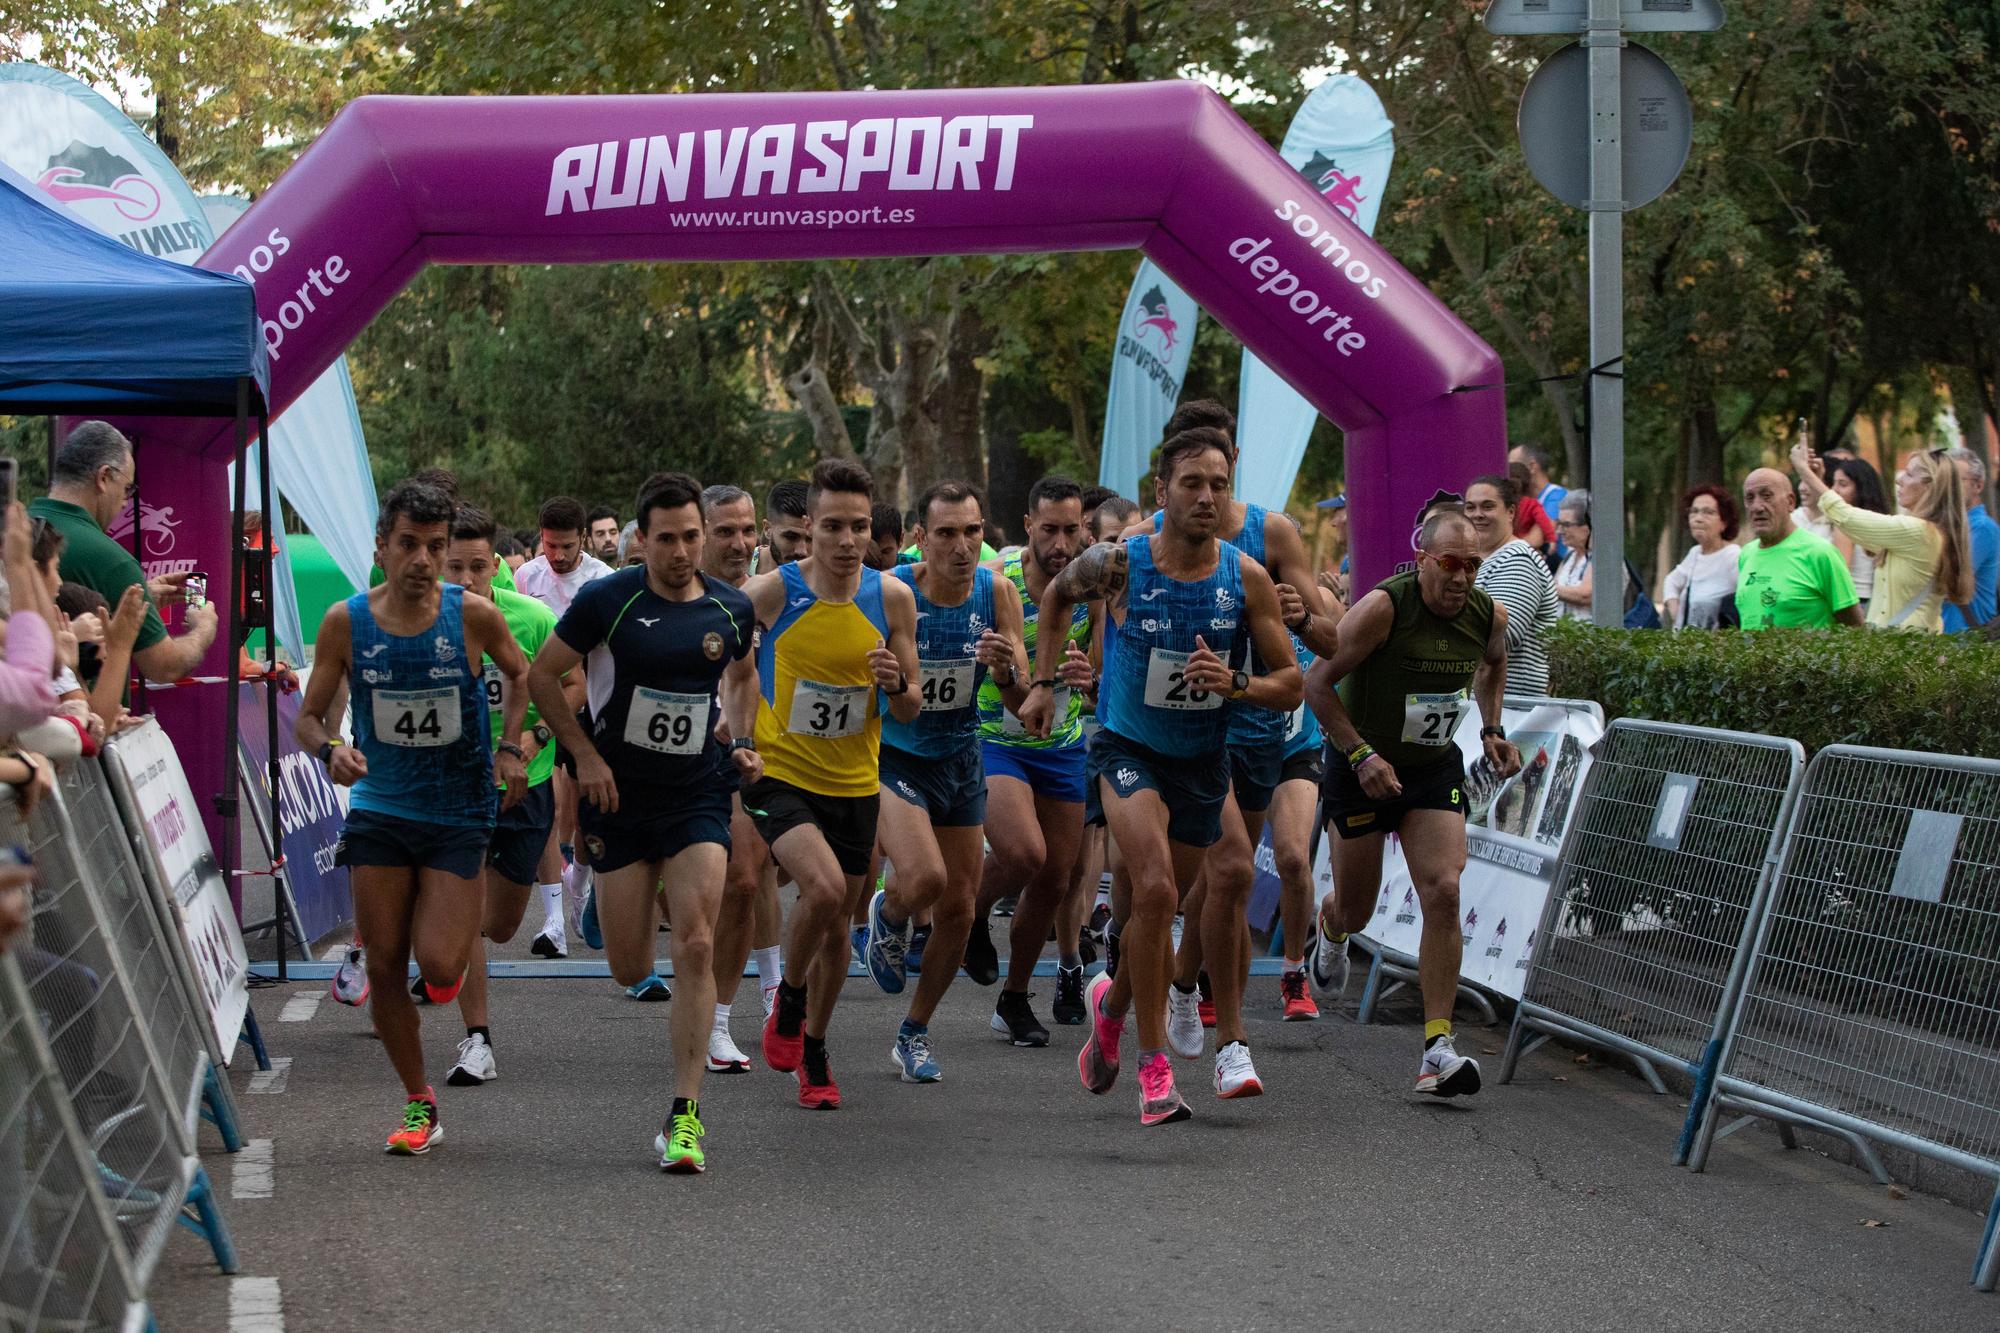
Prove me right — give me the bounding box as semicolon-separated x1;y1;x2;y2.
0;162;299;970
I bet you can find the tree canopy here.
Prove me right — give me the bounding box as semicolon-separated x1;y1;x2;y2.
4;1;1994;567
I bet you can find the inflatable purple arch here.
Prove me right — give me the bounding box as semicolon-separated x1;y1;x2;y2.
132;81;1502;838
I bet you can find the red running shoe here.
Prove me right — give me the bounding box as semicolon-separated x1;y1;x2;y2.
1280;969;1320;1022
763;983;805;1072
796;1048;840;1110
385;1087;442;1155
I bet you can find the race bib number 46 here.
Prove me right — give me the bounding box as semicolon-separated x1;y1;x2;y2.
373;687;462;748
919;658;976;713
788;679;869;739
1143;649;1222;712
1402;690;1469;746
625;687;709;755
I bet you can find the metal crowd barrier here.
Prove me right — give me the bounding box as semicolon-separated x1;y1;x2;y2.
1687;745;2000;1290
0;770;237;1327
1498;719;1806;1160
0;951;147;1332
56;761;243;1152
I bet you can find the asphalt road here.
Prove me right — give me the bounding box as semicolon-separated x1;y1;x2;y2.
146;949;2000;1332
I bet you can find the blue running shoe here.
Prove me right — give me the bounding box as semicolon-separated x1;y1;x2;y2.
890;1028;942;1083
905;923;931;975
850;924;867;969
580;882;603;951
625;974;671;1002
864;889;910;994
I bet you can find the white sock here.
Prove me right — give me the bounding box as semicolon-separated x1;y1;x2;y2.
714;1002;732;1024
754;946;782;990
1095;887;1111;909
539;883;563;932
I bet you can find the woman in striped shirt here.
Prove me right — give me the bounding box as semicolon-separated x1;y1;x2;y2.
1464;474;1560;696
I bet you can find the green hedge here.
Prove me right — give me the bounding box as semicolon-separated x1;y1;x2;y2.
1546;620;2000;758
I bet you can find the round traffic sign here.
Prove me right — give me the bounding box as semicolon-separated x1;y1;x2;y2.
1517;40;1693;210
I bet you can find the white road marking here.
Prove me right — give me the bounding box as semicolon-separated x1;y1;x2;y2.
232;1139;275;1199
230;1276;284;1333
247;1056;292;1095
278;991;323;1023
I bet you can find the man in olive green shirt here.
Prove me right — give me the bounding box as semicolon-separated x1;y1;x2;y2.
1736;468;1862;630
28;423;218;689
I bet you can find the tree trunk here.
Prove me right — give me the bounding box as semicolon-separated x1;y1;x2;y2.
784;313;854;459
930;304;990;492
1686;398;1724;488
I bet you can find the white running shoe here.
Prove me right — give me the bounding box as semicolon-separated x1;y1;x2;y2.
1166;985;1206;1060
1213;1040;1264;1099
1415;1035;1482;1098
707;1018;751;1073
1304;920;1351;1000
761;979;780;1020
446;1034;496;1086
330;947;369;1006
529;925;567;959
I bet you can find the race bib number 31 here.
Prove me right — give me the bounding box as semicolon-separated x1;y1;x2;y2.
1143;649;1222;712
919;658;976;713
625;687;709;755
373;688;462;748
1402;690;1469;746
788;679;869;739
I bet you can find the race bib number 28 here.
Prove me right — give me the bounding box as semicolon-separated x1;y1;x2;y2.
373;688;462;748
1142;649;1222;712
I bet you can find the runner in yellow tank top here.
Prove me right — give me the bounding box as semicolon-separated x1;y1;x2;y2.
742;459;920;1110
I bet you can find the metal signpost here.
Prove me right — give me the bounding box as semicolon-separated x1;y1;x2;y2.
1487;0;1720;626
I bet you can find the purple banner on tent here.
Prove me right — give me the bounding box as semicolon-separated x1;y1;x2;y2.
236;683;351;943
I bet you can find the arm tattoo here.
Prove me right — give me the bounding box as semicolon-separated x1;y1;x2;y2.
1052;541;1128;608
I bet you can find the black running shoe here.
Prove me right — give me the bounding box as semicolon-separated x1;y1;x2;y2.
990;989;1050;1047
1077;927;1098;969
1052;964;1086;1025
1086;902;1112;944
409;975;429;1005
1105;924;1121;980
993;895;1018;918
964;916;1000;986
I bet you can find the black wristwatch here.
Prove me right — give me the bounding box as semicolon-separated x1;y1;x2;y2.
316;739;341;766
495;741;528;761
730;737;757;753
1286;608;1311;631
889;672;911;697
531;723;553;747
1229;669;1251;697
1480;725;1506;740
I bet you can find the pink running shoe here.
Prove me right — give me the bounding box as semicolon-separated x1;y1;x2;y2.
1137;1052;1191;1127
1077;972;1123;1095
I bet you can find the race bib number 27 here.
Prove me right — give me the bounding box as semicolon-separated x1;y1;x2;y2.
1402;690;1469;747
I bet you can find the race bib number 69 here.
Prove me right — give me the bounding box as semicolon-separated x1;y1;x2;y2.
624;687;709;755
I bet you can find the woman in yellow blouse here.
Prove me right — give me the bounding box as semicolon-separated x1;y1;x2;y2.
1791;440;1972;632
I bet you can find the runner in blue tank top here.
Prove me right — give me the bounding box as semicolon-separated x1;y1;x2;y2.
861;483;1029;1081
1139;408;1345;1065
298;480;531;1157
1021;428;1300;1128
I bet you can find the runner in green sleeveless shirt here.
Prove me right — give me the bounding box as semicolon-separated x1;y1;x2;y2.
966;477;1102;1036
1300;507;1521;1100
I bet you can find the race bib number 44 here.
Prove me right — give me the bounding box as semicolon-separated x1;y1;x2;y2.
1143;649;1222;712
1402;690;1469;746
788;679;869;739
918;658;976;713
373;688;462;748
625;687;709;755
